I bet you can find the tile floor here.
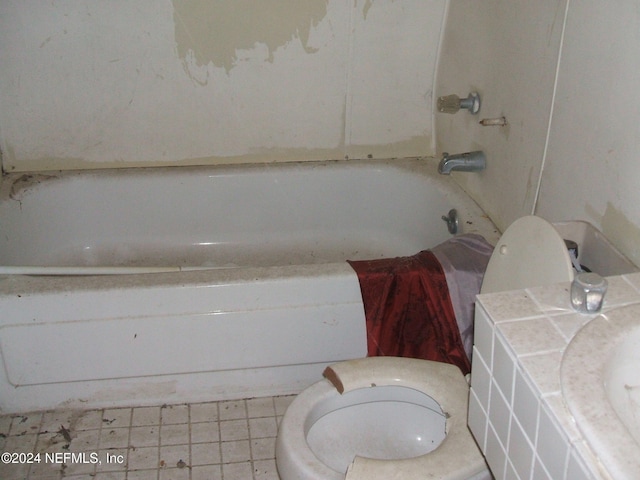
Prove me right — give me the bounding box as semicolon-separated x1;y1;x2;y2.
0;395;295;480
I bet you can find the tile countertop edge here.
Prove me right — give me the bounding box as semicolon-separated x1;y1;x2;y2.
473;272;640;480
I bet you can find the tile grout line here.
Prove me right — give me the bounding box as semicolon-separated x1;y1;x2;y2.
245;399;255;480
126;407;134;480
126;407;133;480
216;401;223;480
155;406;162;480
96;408;106;478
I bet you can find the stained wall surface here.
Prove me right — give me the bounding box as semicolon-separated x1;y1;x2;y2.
0;1;445;171
435;0;567;232
436;0;640;267
536;0;640;266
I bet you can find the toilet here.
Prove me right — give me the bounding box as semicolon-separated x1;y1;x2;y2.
276;216;574;480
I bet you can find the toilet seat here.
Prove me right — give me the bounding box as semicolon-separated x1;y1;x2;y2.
481;215;574;294
276;357;489;480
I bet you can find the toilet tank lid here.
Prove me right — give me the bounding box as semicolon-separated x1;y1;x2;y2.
481;215;574;294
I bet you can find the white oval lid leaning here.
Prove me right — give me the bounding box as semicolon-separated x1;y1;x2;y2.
481;215;574;294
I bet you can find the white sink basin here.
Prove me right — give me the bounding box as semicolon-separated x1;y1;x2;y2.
561;304;640;479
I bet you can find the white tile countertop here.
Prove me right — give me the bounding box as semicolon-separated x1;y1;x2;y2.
468;272;640;480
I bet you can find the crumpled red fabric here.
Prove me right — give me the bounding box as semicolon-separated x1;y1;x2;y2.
348;250;471;375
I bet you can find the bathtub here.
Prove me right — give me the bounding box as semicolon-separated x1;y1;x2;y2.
0;158;498;413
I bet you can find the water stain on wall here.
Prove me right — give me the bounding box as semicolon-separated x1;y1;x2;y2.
601;202;640;266
172;0;329;73
362;0;374;19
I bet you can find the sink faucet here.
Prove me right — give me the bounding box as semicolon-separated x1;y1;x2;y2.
438;151;486;175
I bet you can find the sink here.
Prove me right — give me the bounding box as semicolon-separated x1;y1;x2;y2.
561;304;640;479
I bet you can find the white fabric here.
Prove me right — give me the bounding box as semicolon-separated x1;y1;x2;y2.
431;234;493;361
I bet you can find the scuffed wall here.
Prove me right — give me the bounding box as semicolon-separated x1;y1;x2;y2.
0;1;446;172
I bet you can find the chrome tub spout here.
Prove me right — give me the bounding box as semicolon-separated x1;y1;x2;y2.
438;151;486;175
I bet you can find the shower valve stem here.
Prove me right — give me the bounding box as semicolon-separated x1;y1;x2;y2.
437;92;481;115
479;117;507;126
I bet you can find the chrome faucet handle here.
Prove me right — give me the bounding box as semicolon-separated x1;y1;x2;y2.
441;209;459;234
437;92;481;115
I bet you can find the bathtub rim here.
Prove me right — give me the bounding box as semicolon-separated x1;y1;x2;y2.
0;262;357;298
0;156;501;275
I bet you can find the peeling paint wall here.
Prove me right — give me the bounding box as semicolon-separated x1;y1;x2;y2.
0;1;446;172
173;0;328;73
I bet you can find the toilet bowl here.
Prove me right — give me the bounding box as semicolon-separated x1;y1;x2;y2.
276;356;491;480
277;216;574;479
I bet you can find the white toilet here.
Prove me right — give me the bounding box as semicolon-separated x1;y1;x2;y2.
276;216;575;480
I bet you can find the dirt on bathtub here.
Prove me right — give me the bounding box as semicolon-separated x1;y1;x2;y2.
2;173;59;203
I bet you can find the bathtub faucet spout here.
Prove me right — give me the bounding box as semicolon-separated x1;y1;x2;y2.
438;151;486;175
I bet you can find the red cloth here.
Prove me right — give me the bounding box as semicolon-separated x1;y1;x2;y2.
348;250;471;375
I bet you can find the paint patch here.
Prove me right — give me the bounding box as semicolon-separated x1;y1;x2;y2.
172;0;329;73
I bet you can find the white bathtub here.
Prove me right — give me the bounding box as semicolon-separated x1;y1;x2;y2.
0;158;498;413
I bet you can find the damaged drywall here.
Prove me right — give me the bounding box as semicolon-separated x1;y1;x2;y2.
0;1;444;172
173;0;328;73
